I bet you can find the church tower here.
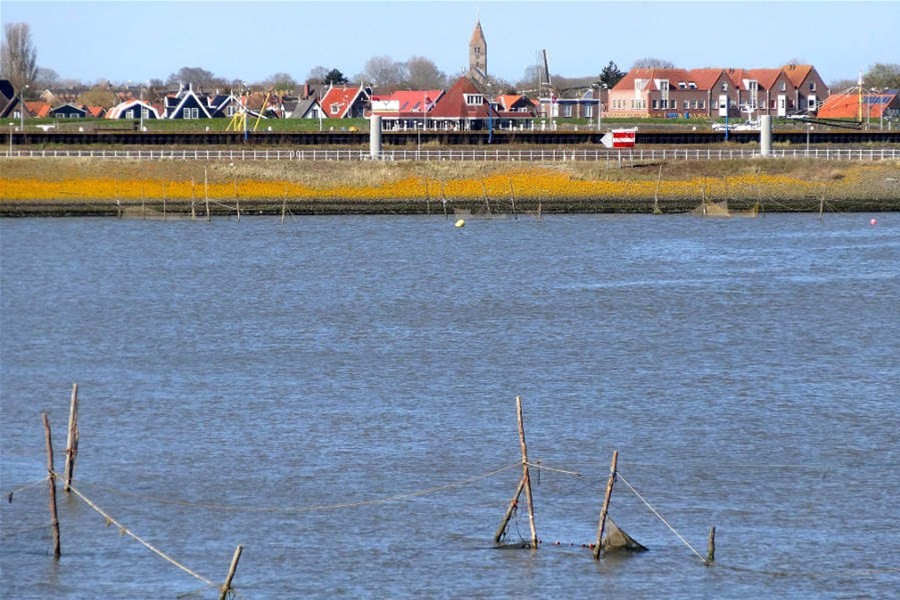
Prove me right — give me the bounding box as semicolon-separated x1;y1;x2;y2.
468;18;487;82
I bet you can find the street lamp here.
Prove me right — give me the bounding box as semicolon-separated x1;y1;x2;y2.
140;81;145;132
19;84;29;131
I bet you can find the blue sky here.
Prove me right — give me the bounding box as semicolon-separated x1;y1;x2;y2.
2;1;897;86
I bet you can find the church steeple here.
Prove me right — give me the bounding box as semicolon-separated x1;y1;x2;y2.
468;18;487;83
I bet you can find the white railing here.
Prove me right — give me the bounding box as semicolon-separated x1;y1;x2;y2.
2;147;899;161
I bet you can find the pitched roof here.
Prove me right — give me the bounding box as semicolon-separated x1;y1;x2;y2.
612;68;694;92
26;101;51;118
782;64;815;87
319;84;368;118
428;76;497;119
370;90;443;115
106;100;160;119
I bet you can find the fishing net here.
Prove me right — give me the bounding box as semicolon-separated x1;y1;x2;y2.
602;516;648;553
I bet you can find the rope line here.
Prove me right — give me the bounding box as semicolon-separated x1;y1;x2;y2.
62;479;216;587
2;477;49;502
525;461;582;476
76;462;521;514
617;472;706;563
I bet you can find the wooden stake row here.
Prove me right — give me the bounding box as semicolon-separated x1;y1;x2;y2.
497;396;716;565
39;386;245;594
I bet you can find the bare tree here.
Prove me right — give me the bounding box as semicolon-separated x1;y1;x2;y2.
631;57;675;69
77;83;116;108
1;22;39;95
165;66;223;92
306;66;329;84
515;65;542;93
263;72;298;93
863;63;900;90
34;67;59;90
362;55;406;92
405;56;447;90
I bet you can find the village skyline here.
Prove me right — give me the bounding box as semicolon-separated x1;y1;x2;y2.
2;1;898;92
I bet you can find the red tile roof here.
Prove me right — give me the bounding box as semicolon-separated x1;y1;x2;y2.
428;76;496;119
782;64;814;88
319;84;368;118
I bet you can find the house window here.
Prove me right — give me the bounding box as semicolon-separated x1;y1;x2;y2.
652;99;659;109
688;82;697;89
464;94;483;106
678;82;686;89
809;82;816;91
585;105;593;118
700;100;705;109
125;110;134;119
683;100;689;109
721;82;728;92
330;103;341;114
781;81;787;91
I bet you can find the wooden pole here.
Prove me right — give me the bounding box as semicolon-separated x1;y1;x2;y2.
493;476;526;545
653;163;663;214
706;526;716;565
163;184;167;221
219;544;243;600
593;450;618;560
42;413;61;558
205;168;211;222
281;186;287;224
424;179;431;215
516;395;538;548
507;178;518;219
191;178;197;220
234;177;240;221
63;383;79;493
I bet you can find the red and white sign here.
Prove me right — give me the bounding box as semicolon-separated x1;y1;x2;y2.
600;127;637;148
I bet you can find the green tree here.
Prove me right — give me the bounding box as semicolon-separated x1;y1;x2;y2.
324;68;349;85
599;61;625;88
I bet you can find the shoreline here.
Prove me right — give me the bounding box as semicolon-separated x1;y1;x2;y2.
2;156;899;216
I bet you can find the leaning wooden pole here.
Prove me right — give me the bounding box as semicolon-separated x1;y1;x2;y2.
516;395;538;548
593;450;619;560
42;413;61;558
493;475;526;545
219;544;244;600
63;383;79;493
706;526;716;565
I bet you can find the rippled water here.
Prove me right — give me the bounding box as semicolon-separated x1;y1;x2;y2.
2;213;898;598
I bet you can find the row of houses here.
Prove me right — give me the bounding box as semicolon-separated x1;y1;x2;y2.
4;67;897;131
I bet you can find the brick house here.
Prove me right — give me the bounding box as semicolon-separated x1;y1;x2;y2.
608;64;829;119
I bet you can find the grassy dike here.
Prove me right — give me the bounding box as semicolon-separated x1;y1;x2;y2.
1;156;898;216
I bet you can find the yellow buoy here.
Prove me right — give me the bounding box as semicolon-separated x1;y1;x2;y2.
455;219;465;228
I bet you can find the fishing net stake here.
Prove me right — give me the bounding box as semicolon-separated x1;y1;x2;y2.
63;383;80;493
42;413;61;558
516;396;538;549
706;526;716;566
218;544;243;600
593;450;618;560
493;475;526;546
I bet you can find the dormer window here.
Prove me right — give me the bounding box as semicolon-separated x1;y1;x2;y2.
688;82;697;89
464;94;483;106
330;103;341;114
678;82;686;89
